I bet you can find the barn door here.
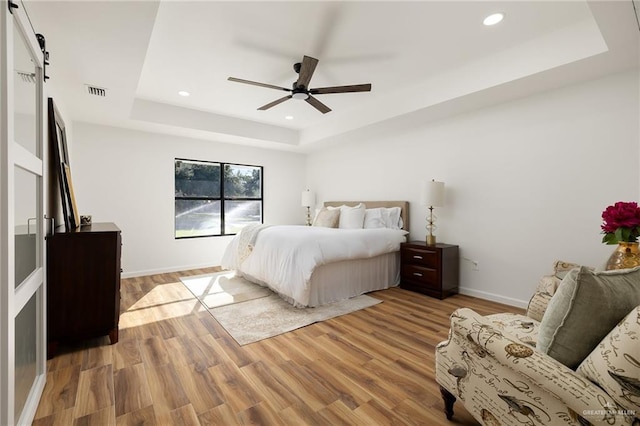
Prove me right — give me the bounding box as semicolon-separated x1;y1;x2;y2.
1;1;47;424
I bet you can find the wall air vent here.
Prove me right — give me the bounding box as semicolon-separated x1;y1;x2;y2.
16;71;36;84
85;84;107;97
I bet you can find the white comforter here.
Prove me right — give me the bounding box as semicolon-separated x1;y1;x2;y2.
221;225;407;306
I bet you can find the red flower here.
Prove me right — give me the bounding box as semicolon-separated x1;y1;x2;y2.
601;201;640;244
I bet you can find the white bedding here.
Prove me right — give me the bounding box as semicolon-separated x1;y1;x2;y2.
221;225;407;307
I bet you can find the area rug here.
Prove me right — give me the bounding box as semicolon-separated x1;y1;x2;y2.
180;271;381;345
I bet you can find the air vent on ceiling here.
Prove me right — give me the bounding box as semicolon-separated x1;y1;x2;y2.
16;71;36;84
85;84;107;97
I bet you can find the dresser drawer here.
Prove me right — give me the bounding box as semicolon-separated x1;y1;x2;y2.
401;246;439;268
401;264;439;288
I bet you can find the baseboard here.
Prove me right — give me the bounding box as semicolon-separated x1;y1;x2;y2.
121;263;219;279
458;286;529;309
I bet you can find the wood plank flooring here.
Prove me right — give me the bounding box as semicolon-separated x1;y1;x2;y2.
34;267;524;425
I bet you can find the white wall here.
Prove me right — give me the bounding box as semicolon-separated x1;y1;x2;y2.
71;123;306;277
307;70;640;307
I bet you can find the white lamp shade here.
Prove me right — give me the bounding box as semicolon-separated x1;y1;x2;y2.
301;189;315;207
422;180;445;207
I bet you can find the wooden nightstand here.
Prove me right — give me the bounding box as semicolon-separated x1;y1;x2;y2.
400;241;459;299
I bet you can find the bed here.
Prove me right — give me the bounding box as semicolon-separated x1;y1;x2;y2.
221;201;409;307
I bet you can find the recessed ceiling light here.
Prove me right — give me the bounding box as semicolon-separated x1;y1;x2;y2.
483;13;504;26
178;90;190;97
285;115;294;120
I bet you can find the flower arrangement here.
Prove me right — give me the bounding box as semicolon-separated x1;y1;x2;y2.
601;201;640;244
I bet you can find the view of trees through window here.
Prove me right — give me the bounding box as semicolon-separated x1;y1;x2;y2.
175;159;262;238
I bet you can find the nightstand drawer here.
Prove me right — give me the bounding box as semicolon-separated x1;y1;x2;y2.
401;264;438;288
401;246;439;268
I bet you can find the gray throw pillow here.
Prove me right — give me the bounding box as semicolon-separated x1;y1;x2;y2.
537;266;640;369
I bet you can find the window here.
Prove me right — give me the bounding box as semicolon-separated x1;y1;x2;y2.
175;159;263;238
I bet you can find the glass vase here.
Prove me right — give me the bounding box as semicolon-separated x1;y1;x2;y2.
606;241;640;270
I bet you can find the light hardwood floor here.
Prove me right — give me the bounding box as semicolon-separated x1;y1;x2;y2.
33;267;523;425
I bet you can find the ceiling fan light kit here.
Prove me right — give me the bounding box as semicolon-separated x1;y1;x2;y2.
228;55;372;114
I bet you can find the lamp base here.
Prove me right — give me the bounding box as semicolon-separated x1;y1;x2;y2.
305;206;312;226
426;235;437;246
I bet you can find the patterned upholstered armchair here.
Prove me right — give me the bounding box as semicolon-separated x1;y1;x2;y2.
436;261;640;426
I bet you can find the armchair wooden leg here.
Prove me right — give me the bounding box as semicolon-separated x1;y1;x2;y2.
440;386;456;420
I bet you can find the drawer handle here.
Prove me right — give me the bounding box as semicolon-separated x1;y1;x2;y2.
412;255;423;260
413;272;423;277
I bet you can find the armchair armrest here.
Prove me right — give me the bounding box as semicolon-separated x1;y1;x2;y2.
450;308;619;421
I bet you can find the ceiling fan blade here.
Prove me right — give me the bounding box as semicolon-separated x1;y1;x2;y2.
258;95;292;111
310;83;372;95
296;56;319;89
228;77;290;92
305;96;331;114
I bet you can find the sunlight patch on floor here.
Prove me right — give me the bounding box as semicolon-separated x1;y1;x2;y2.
120;282;206;329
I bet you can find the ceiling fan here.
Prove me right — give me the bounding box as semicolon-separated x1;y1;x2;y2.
228;55;371;114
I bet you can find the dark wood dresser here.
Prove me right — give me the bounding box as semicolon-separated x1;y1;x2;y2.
46;222;122;358
400;241;459;299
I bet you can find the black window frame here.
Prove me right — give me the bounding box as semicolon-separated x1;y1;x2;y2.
174;158;263;239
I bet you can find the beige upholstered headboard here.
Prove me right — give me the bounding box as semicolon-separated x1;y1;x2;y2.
323;201;410;232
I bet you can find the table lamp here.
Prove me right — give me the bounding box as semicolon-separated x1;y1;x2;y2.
422;180;445;245
301;189;315;226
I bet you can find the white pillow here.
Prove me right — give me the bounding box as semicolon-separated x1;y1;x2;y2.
363;208;386;229
363;207;403;229
325;204;356;211
333;203;366;229
383;207;402;229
